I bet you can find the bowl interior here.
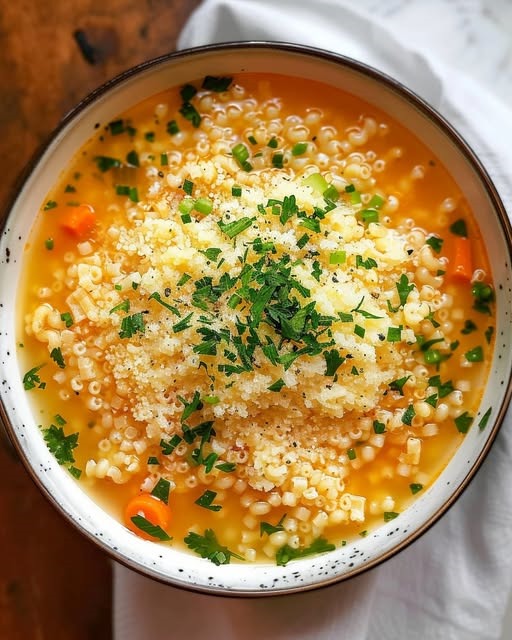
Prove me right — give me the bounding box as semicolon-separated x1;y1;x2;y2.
1;43;511;595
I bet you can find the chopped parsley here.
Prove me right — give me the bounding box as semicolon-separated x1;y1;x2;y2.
50;347;65;369
409;483;423;495
449;218;468;237
202;76;233;92
426;236;444;253
43;423;78;465
275;537;335;566
151;478;171;504
118;312;146;339
478;407;492;431
260;514;286;537
268;378;286;392
43;200;58;211
455;412;473;433
130;515;172;541
383;511;400;522
184;529;243;565
23;364;45;390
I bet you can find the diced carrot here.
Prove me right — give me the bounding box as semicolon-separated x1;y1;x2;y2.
449;236;473;282
61;204;96;238
124;493;172;540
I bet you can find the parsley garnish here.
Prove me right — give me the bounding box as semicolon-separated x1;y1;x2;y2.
151;478;171;504
260;514;286;537
426;236;443;253
43;424;78;465
130;515;172;541
450;219;468;237
402;404;416;425
455;412;473;433
409;483;423;495
50;347;65;369
478;407;492;430
217;216;255;238
119;312;146;339
23;364;45;390
323;349;345;376
185;529;243;565
389;375;410;395
275;537;335;566
268;378;286;392
202;76;232;92
384;511;400;522
396;274;415;306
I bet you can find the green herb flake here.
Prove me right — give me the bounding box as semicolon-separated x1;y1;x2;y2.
426;236;444;253
267;137;278;149
260;514;286;537
44;237;54;251
217;216;255;239
409;483;423;495
202;76;233;92
68;466;82;479
297;233;310;249
60;312;73;328
177;273;191;287
94;156;122;172
396;274;415;306
145;131;155;142
387;326;402;342
272;153;284;169
160;434;183;455
478;407;492;431
450;218;468;237
43;200;58;211
373;420;386;434
389;375;410;395
167;119;180;135
130;514;172;541
173;312;194;333
195;489;222;512
126;150;139;167
50;347;65;369
292;142;308;156
323;349;345;376
43;424;78;465
275;537;335;566
232;186;242;197
160;153;169;166
485;326;494;344
184;529;243;565
180;83;197;102
384;511;400;522
354;324;365;338
108;119;125;135
151;478;171;504
118;312;146;339
329;251;346;265
455;411;473;434
268;378;286;392
347;448;356;461
179;102;201;128
465;346;484;362
402;404;416;426
23;364;45;390
147;456;159;465
461;319;477;335
215;461;236;473
64;184;76;193
109;299;130;315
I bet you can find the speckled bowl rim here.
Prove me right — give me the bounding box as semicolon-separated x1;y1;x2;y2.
1;41;512;597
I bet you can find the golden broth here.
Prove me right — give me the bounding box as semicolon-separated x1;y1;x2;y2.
19;73;495;564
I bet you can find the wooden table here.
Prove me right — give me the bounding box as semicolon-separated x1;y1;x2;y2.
0;2;201;637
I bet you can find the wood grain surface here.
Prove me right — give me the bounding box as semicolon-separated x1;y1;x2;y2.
0;1;201;637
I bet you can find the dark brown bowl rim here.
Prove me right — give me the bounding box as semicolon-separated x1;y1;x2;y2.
1;40;511;597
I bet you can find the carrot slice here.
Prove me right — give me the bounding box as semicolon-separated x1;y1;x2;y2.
124;493;172;540
61;204;96;238
449;236;473;282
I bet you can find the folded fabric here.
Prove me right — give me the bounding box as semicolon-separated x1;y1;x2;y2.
114;1;512;638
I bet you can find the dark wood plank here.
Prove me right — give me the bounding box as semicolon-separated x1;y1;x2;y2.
0;1;201;637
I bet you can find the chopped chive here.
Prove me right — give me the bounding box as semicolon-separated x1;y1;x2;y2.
64;184;76;193
94;156;121;172
232;186;242;197
232;143;250;168
45;238;54;250
478;407;492;430
128;187;139;203
272;153;284;168
147;456;159;465
387;326;402;342
204;395;220;405
347;448;356;461
354;324;365;338
194;197;213;215
368;194;385;209
359;208;379;224
115;185;130;196
297;233;310;249
173;312;193;333
160;153;169;166
303;172;329;194
182;179;194;195
217;216;255;238
267;137;278;149
247;135;258;145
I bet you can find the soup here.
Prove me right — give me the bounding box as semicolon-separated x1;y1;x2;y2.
19;73;495;566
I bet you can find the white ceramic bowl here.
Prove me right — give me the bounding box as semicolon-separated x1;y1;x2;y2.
1;42;512;596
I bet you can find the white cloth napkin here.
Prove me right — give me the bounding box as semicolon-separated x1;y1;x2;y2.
114;1;512;638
